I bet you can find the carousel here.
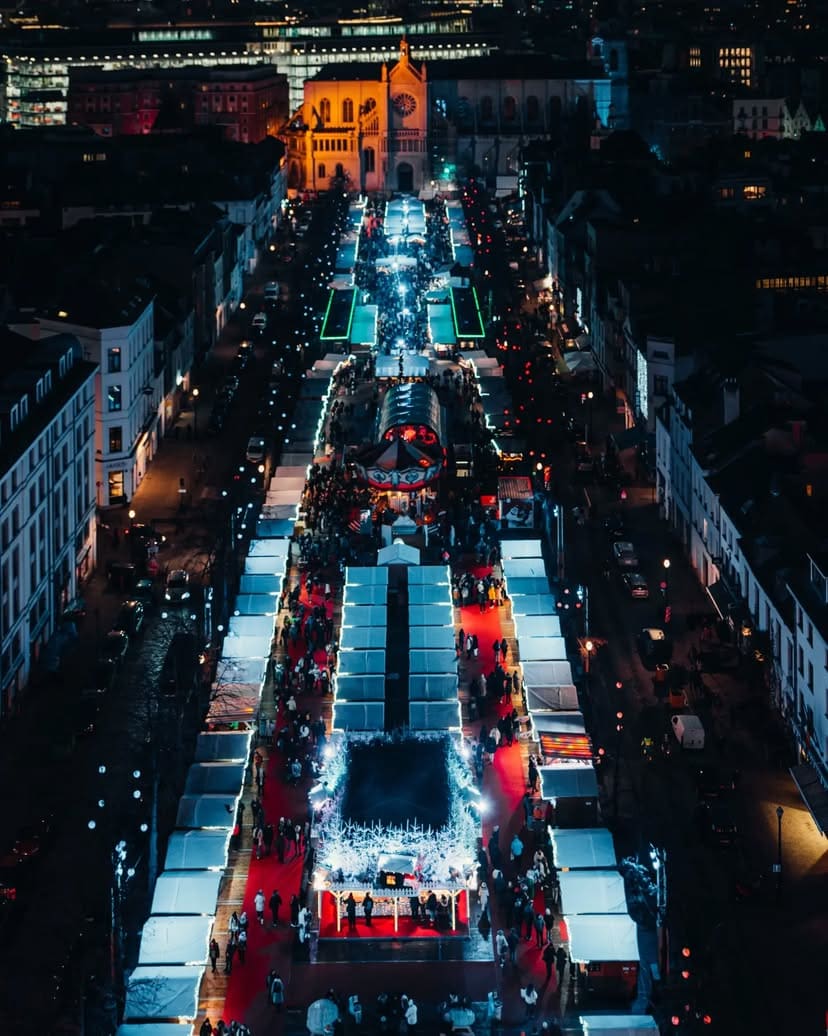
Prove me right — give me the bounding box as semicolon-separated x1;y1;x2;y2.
311;733;480;938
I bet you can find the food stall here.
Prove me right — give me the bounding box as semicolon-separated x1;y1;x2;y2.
539;764;601;827
549;828;617;870
566;914;640;999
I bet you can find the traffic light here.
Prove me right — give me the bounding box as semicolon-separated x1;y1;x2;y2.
664;605;673;625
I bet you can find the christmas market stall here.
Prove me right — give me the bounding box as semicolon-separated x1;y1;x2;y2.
548;828;617;870
566;914;640;999
539;764;601;828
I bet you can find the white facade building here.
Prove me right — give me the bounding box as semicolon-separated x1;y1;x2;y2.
0;333;97;715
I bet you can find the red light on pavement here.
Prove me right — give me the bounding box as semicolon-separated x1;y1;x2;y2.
681;947;691;958
702;1015;712;1026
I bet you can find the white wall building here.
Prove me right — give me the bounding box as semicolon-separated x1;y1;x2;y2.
787;555;828;781
0;332;97;715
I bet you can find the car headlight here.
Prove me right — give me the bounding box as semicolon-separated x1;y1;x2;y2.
181;591;191;600
164;592;172;601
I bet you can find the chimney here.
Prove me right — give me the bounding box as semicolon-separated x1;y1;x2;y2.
722;378;740;426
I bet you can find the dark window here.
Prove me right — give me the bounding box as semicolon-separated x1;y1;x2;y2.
109;426;123;453
363;147;375;173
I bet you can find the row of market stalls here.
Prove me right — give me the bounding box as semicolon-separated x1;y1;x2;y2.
502;539;645;1005
117;359;342;1034
406;565;460;731
333;567;388;732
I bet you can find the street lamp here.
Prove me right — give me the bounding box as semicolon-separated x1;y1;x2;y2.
192;387;200;439
128;509;136;528
585;390;594;444
662;558;671;601
775;806;784;903
584;639;594;675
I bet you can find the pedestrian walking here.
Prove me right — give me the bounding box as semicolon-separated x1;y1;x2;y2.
528;755;540;793
276;829;286;863
269;973;285;1011
520;983;538;1021
556;945;568;990
544;906;556;942
534;911;546;948
345;892;357;930
229;911;240;938
363;891;374;927
200;1019;212;1036
290;893;300;928
495;929;509;968
263;822;274;856
269;888;282;926
254;888;266;925
543;941;556;982
478;880;489;916
237;928;247;964
209;938;220;974
510;832;524;866
507;926;519;965
224;938;236;974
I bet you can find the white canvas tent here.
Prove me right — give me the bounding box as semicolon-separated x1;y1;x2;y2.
559;870;628;914
117;1024;194;1036
233;595;279;616
531;712;586;736
228;614;273;639
184;761;246;795
339;626;386;651
213;657;266;686
409;649;457;674
138;915;212;966
247;539;291;558
334;674;385;700
513;614;562;639
408;673;457;700
500;539;544;560
548;828;616;870
175;795;237;830
408;584;451;606
239;574;282;595
123;965;202;1022
409;626;455;650
506;577;551;596
540;765;599;801
164;830;230;870
580;1015;658;1035
522;661;574;687
151;870;223;916
511;594;558;616
390;514;418;536
345;567;389;586
195;731;251;763
408;604;453;626
567;914;639;963
518;636;568;662
273;465;310;482
264;489;303;507
343;584;388;606
218;634;269;659
377;541;420;566
244;555;288;576
526;685;580;713
337;650;386;676
408;701;462;731
341;605;387;627
255;518;295;538
408;565;450;585
332;700;385;730
504;558;548;579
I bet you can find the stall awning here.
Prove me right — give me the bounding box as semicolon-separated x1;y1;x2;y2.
531;711;586;735
567;914;639;964
213;657;266;687
138;915;212;967
500;539;544;560
549;828;616;870
408;604;454;626
334;674;386;701
117;1023;194;1036
195;731;252;763
247;538;290;558
408;583;452;606
512;594;558;616
164;829;230;870
522;661;574;687
345;567;389;586
408;673;457;700
409;649;457;674
579;1015;659;1035
239;574;282;595
151;870;223;916
341;605;388;628
343;584;388;606
339;626;386;651
375;354;431;379
233;594;279;616
518;636;568;662
504;558;547;579
244;555;288;576
526;685;580;713
506;577;551;596
256;518;296;538
408;565;450;585
332;700;385;731
123;966;202;1022
228;614;273;639
377;541;420;566
790;763;828;835
184;761;246;796
175;794;237;831
559;870;628;915
540;764;599;801
337;650;386;676
409;626;455;651
409;701;462;731
514;614;561;639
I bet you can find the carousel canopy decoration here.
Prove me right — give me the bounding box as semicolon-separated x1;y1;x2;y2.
313;733;479;888
353;382;444;490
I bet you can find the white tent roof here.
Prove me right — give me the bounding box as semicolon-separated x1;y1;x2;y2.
518;636;568;662
217;634;268;659
504;558;548;579
377;541;421;566
184;761;246;795
559;870;628;915
526;685;580;713
244;555;288;576
500;539;544;560
256;518;295;538
506;576;551;596
375;354;430;378
522;661;574;687
408;604;454;626
511;594;558;616
408;701;462;731
531;712;586;736
409;649;457;674
343;584;388;606
214;657;266;686
117;1024;194;1036
138;915;212;966
164;830;230;871
567;914;639;964
123;965;202;1022
339;626;386;650
264;490;304;508
334;674;386;700
233;594;279;616
549;828;616;870
273;465;309;481
513;614;561;639
247;538;290;558
337;650;386;676
345;567;389;586
278;451;315;467
151;870;223;916
175;795;237;830
408;673;457;700
341;605;388;627
409;626;455;650
540;765;599;800
408;584;451;606
580;1015;658;1035
268;476;306;495
195;731;252;763
332;700;385;731
239;574;282;595
228;614;273;639
408;565;450;585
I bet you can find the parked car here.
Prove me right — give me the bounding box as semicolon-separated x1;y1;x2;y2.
695;766;736;801
246;437;267;466
133;578;156;607
637;627;672;667
112;600;145;637
264;281;281;303
164;569;191;605
252;312;268;335
99;629;129;665
612;541;639;568
622;572;650;599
